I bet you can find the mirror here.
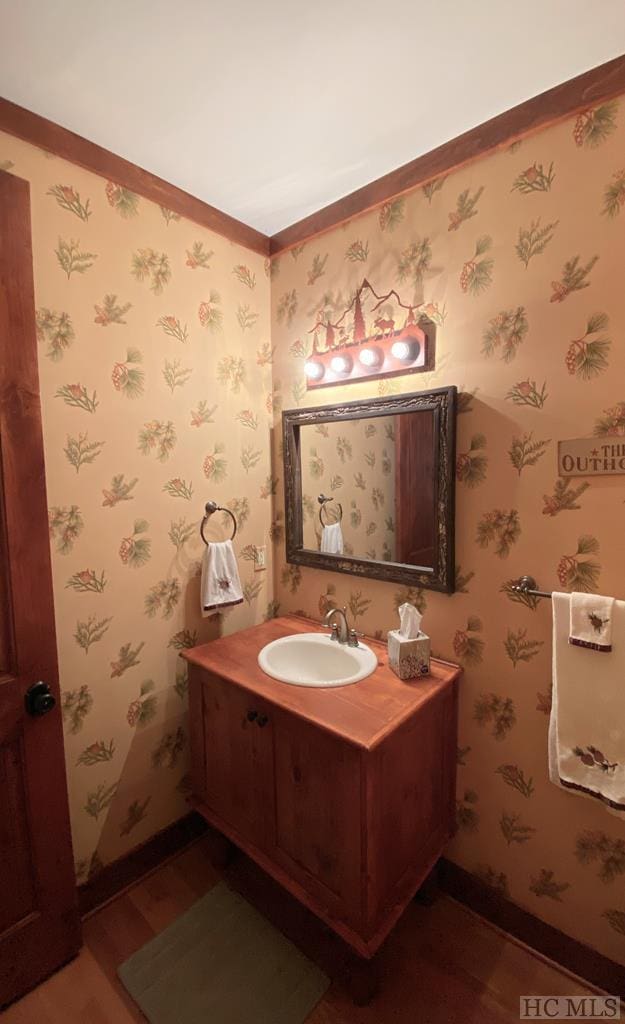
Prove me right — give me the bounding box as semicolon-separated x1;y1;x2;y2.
282;387;456;592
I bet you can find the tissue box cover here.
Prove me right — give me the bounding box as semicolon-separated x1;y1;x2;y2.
387;629;431;680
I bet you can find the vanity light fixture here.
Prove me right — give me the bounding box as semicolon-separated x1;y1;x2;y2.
303;277;435;389
304;359;325;381
305;325;431;388
391;339;415;362
330;354;353;375
358;346;383;369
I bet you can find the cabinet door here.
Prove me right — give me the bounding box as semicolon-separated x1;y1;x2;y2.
271;710;363;927
199;672;274;850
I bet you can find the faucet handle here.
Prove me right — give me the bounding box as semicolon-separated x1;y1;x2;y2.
328;622;339;641
348;628;363;647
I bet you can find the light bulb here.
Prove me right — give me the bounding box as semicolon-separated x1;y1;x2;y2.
391;340;414;362
358;347;382;368
304;359;325;381
330;354;352;375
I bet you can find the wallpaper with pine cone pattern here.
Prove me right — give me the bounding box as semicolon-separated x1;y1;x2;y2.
2;92;625;965
0;132;273;882
269;98;625;965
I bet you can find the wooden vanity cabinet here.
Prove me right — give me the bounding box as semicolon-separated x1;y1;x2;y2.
184;615;460;958
193;672;274;851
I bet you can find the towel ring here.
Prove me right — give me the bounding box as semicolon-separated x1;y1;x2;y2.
200;500;237;545
318;493;342;527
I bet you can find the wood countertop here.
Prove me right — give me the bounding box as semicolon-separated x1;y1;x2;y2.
182;614;461;750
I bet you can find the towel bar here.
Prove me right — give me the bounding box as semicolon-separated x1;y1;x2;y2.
200;501;237;544
511;575;552;600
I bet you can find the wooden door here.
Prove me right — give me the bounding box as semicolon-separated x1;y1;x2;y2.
271;710;363;927
0;172;81;1008
198;671;274;850
395;410;437;567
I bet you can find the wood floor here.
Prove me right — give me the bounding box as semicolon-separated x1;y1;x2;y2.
2;834;599;1023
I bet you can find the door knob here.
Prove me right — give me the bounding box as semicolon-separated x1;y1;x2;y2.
25;681;56;717
257;714;269;728
246;709;258;722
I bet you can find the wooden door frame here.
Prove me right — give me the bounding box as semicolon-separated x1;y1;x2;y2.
0;170;81;1005
0;171;60;682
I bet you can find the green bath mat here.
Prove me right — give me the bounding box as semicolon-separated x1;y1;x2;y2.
118;881;330;1024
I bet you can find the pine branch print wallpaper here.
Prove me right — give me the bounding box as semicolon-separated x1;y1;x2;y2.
2;92;625;967
300;416;396;560
270;99;625;965
0;132;272;882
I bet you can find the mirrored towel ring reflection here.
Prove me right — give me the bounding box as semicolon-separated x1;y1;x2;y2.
318;494;343;525
282;386;457;592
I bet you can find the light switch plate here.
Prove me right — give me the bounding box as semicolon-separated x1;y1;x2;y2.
255;545;267;571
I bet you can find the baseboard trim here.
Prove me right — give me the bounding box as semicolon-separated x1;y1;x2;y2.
439;858;625;997
77;811;208;917
76;823;625;994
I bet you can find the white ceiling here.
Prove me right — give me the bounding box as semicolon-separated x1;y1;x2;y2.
1;1;625;235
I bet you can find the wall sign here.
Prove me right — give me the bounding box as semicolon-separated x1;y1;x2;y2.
558;437;625;476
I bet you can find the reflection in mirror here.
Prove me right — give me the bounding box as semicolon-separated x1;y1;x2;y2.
282;387;456;592
300;412;436;568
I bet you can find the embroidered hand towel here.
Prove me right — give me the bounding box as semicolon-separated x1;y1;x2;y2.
569;591;615;652
549;591;625;812
200;540;243;612
320;522;344;555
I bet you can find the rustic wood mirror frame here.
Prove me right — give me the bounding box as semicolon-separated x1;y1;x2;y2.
282;386;457;592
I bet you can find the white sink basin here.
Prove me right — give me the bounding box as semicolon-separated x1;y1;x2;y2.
258;632;377;688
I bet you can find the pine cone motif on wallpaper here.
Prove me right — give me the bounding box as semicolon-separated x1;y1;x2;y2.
459;236;494;294
573;102;618;148
105;180;139;217
112;348;145;398
564;313;610;379
118;520;151;568
556;536;601;592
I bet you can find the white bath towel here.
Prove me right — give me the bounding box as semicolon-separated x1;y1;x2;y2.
200;540;243;612
549;591;625;812
569;591;615;652
320;522;344;555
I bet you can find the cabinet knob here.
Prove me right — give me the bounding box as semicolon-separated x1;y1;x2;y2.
257;714;269;728
246;709;258;722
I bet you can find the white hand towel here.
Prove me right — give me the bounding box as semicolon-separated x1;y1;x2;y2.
549;591;625;812
569;591;615;652
320;522;344;555
200;540;243;612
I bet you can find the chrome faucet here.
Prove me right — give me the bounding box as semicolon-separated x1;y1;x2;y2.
323;606;350;643
323;606;361;646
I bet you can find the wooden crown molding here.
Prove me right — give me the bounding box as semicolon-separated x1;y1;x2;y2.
269;52;625;255
2;54;625;260
0;97;270;256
